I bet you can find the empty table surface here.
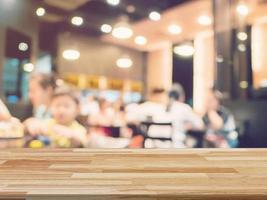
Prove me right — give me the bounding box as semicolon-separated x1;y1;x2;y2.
0;148;267;200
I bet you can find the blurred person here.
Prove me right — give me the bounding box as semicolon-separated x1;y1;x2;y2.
168;84;204;147
167;84;204;148
24;73;57;135
135;88;170;122
124;102;145;148
113;98;127;127
112;100;143;146
88;98;115;136
128;88;173;148
26;88;87;148
203;90;238;148
86;98;143;148
28;73;56;119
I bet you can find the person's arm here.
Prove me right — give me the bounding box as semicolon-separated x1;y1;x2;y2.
23;118;48;136
184;107;205;131
207;110;224;131
0;100;11;121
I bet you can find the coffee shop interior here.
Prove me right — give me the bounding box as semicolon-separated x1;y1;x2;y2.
0;0;267;148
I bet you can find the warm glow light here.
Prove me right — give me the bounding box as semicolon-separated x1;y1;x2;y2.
236;4;249;16
23;63;34;72
173;44;195;57
240;81;248;89
149;11;161;21
18;42;28;52
112;22;133;39
168;24;182;35
126;5;136;13
198;15;212;25
237;32;248;41
238;44;246;52
116;57;133;68
36;7;46;17
71;16;84;26
216;55;224;63
134;36;147;45
106;0;120;6
62;49;80;60
101;24;112;33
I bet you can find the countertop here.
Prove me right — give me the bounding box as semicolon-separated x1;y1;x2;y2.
0;148;267;200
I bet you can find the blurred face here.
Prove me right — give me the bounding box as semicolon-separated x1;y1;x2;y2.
50;95;79;125
29;79;52;107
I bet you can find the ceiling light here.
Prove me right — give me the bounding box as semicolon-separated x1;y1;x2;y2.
134;36;147;45
112;22;133;39
23;63;34;72
116;56;133;68
106;0;120;6
18;42;28;52
149;11;161;21
173;43;195;57
168;24;182;35
71;16;84;26
101;24;112;33
216;55;224;63
239;81;248;89
126;5;136;13
36;7;46;17
197;15;212;25
62;49;80;60
236;4;249;16
237;32;248;41
238;44;246;52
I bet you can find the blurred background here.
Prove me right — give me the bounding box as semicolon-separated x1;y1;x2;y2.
0;0;267;148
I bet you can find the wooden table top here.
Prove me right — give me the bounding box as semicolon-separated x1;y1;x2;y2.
0;149;267;200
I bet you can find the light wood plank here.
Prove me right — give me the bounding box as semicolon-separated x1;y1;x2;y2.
0;149;266;199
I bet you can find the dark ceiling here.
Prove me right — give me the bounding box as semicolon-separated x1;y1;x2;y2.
39;0;191;36
77;0;189;23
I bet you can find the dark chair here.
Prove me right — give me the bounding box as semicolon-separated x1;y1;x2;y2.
186;130;206;148
140;121;173;148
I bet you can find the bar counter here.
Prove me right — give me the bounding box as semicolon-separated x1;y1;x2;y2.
0;148;267;200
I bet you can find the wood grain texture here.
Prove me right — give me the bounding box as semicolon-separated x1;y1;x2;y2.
0;149;267;200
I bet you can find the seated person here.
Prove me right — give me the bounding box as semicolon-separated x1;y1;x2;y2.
203;90;238;148
25;88;87;148
25;90;140;149
127;88;173;148
24;73;56;136
136;88;170;123
88;98;116;136
28;73;56;119
167;84;204;148
87;99;139;148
